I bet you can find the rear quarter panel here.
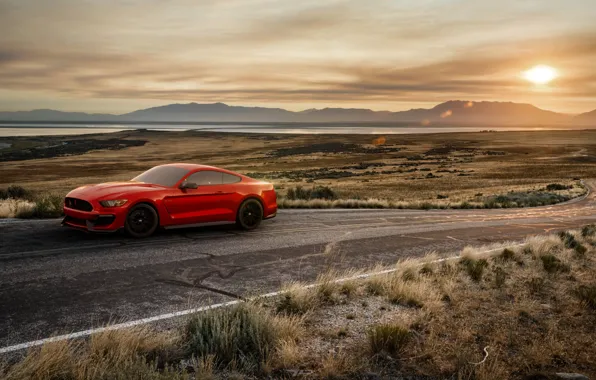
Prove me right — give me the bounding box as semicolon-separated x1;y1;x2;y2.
234;181;277;218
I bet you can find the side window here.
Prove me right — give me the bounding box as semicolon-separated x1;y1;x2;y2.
222;173;241;184
186;171;223;186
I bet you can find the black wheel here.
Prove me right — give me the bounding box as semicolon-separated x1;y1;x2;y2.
124;203;159;238
236;199;263;230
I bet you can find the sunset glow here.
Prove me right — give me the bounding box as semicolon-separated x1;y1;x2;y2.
523;65;558;85
0;1;594;113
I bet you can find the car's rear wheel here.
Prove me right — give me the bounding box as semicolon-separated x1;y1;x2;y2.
125;203;158;238
236;199;263;230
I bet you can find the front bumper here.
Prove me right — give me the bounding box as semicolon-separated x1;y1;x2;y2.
62;206;124;232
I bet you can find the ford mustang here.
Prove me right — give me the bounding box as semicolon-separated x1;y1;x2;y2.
62;163;277;237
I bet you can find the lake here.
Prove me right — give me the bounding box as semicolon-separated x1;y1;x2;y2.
0;123;593;137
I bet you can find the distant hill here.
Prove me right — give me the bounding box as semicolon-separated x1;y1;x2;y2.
575;109;596;125
0;101;583;125
391;101;571;125
120;102;296;122
0;109;118;122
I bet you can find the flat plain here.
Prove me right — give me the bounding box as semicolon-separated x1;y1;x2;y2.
1;129;595;207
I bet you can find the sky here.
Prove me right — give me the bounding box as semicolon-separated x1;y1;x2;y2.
0;0;595;114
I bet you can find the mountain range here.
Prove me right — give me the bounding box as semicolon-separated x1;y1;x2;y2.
0;101;594;126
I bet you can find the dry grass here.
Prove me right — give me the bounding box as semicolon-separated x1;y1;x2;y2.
368;323;411;356
3;227;596;379
0;199;35;218
0;194;63;219
2;327;179;380
275;282;319;315
317;349;358;379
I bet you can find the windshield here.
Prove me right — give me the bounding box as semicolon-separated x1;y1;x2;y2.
132;166;189;187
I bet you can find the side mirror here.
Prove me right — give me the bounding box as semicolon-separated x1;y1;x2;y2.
179;181;198;190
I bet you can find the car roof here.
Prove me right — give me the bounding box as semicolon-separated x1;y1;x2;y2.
159;163;247;177
160;163;219;171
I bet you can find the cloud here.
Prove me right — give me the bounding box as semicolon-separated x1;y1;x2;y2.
0;1;595;112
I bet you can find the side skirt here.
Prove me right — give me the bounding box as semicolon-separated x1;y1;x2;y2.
163;221;235;230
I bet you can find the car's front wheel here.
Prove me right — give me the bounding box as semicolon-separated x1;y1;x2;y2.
125;203;159;238
236;199;263;230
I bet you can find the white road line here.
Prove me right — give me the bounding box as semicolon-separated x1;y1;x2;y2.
0;243;523;355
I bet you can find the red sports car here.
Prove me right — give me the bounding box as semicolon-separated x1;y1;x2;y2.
62;163;277;237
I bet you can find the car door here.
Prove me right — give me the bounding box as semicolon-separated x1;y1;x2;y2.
220;172;243;217
163;170;231;225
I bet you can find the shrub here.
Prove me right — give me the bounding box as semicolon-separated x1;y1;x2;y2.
574;285;596;309
420;202;435;210
310;186;336;200
500;248;516;262
461;258;489;282
0;185;30;200
581;224;596;238
558;231;587;255
368;324;411;356
184;304;298;372
459;201;473;209
31;194;64;218
540;254;570;273
285;185;336;200
546;183;570;191
485;191;570;208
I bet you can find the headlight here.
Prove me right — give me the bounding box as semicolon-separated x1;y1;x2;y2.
99;199;128;207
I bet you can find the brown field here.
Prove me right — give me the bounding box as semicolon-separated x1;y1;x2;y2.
1;129;596;208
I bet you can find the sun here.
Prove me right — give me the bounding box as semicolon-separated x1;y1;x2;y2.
523;65;557;85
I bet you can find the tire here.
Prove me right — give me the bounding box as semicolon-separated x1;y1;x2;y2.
236;198;263;230
124;203;159;238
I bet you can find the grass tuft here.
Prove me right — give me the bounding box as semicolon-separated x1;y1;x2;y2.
574;285;596;310
275;283;318;315
368;324;411;356
461;257;489;282
366;276;387;296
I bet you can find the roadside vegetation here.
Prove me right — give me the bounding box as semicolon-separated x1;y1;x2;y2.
0;185;63;218
3;225;595;379
278;182;585;210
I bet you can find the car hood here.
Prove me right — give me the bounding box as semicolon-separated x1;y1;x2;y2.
66;182;166;200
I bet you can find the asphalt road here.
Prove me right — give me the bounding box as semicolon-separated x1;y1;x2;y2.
1;182;595;350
